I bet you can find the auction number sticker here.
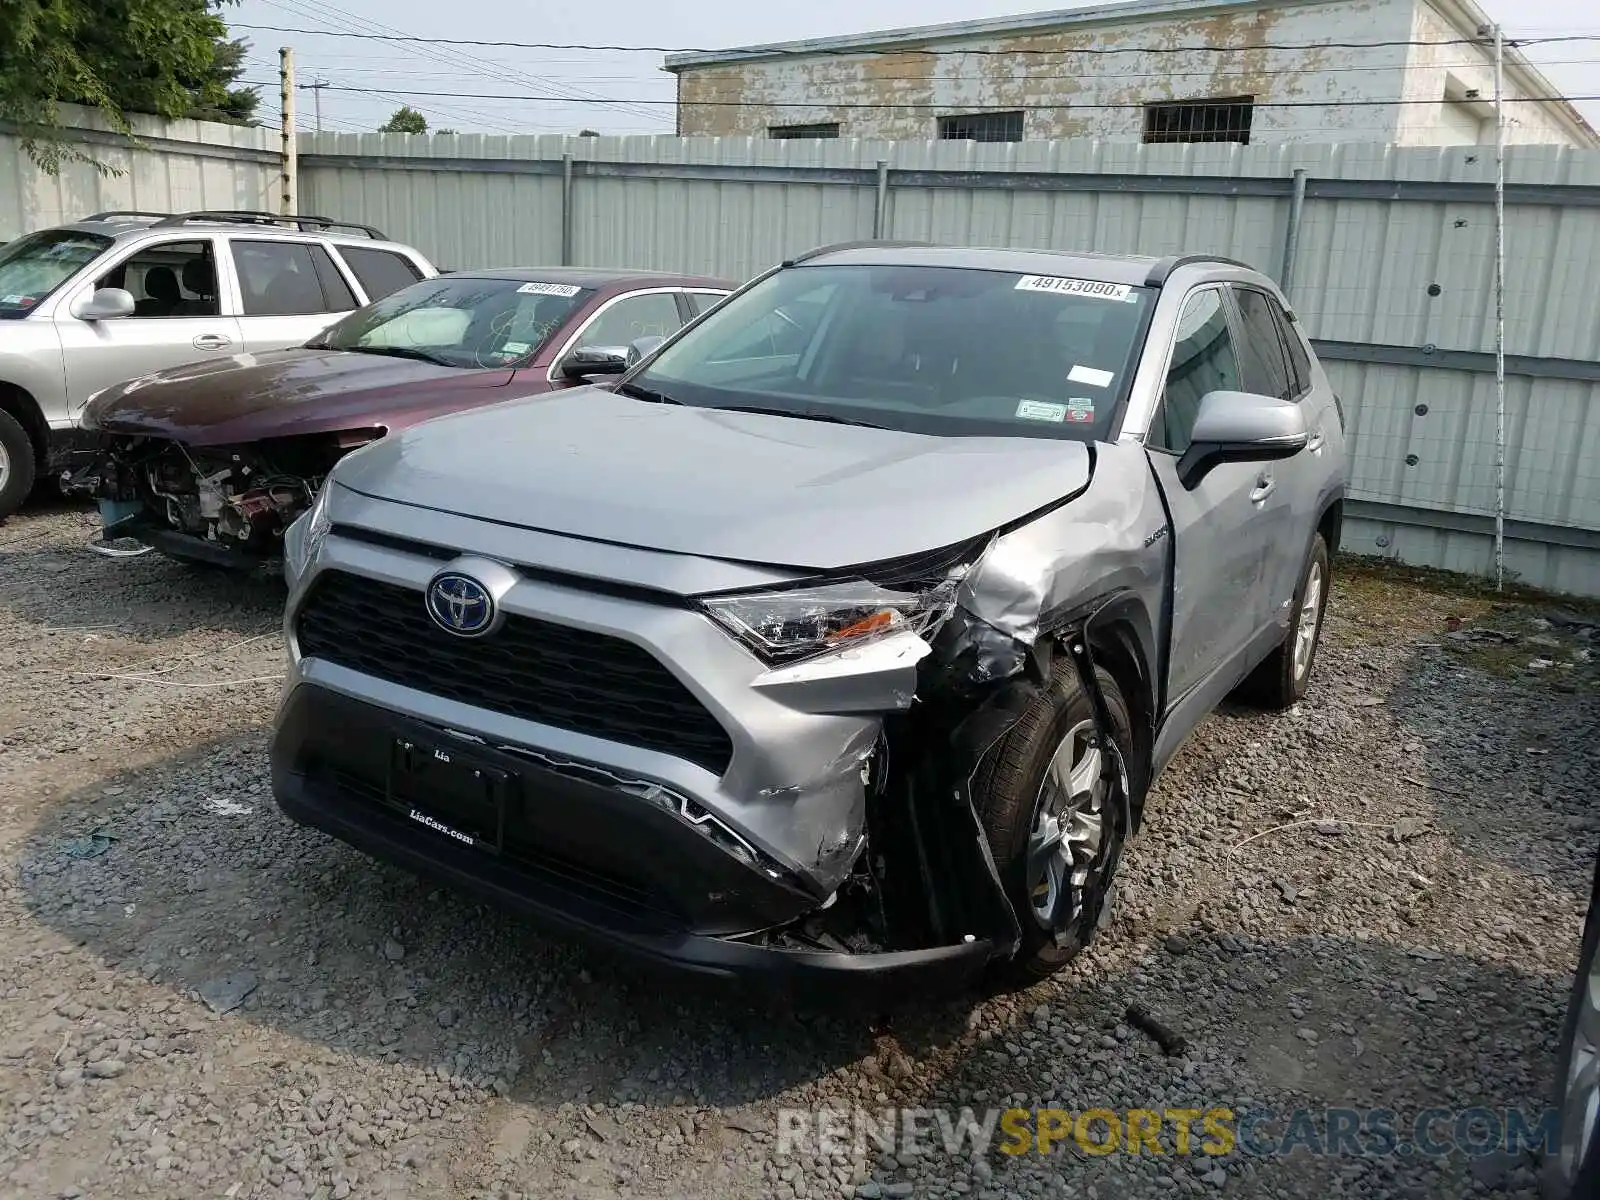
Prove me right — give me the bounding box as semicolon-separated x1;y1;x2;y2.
517;282;582;297
1015;276;1133;302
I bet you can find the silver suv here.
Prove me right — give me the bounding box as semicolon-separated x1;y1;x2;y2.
271;243;1346;997
0;210;436;517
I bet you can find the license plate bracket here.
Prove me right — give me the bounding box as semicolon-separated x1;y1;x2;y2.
386;735;509;854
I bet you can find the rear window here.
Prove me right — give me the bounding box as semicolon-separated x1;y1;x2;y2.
339;246;424;302
636;263;1154;441
0;230;111;318
231;240;357;316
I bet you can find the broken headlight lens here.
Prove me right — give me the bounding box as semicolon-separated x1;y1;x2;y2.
284;482;332;583
703;578;960;664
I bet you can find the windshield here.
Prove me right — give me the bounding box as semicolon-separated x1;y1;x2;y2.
0;230;112;319
633;263;1154;440
315;275;593;368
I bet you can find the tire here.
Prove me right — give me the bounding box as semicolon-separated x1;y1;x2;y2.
0;409;36;520
1241;532;1330;710
971;657;1144;983
1544;853;1600;1199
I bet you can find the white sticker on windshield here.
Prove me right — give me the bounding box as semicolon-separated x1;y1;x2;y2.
0;294;22;305
1068;364;1115;388
1016;399;1068;423
1015;276;1132;302
516;282;582;297
501;341;530;355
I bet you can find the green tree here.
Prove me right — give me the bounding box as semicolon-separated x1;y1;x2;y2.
378;105;426;134
0;0;261;172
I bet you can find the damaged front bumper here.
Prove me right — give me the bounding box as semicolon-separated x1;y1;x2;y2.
272;684;995;998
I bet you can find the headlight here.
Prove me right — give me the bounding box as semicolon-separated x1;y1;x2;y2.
284;482;333;583
703;578;961;664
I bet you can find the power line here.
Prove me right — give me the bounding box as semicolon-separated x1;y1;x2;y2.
238;79;1600;109
230;22;1600;55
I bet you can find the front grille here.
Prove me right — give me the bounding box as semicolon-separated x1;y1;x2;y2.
296;571;733;774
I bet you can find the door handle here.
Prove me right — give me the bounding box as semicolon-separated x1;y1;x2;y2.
1306;429;1327;454
1250;474;1276;503
192;333;231;351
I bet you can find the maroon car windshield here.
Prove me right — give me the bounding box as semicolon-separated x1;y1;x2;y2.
313;275;593;368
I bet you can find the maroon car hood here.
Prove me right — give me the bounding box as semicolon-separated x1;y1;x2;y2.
85;348;550;445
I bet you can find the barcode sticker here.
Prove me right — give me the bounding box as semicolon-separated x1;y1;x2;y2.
517;282;582;297
1015;276;1132;302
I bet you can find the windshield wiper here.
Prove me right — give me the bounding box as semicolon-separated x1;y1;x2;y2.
615;381;682;404
340;345;458;367
712;403;887;429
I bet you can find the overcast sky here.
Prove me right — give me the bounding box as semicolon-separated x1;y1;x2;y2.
227;0;1600;136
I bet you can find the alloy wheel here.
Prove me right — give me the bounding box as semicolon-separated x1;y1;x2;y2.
1293;560;1324;680
1026;719;1108;931
1556;948;1600;1189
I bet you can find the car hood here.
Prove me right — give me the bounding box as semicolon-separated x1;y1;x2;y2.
333;388;1094;570
85;348;539;445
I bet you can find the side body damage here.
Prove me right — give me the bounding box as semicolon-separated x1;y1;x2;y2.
734;440;1169;974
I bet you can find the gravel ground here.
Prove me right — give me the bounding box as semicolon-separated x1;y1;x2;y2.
1;503;1597;1200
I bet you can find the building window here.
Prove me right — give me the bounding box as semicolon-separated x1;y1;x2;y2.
769;122;841;139
936;111;1024;143
1143;97;1255;145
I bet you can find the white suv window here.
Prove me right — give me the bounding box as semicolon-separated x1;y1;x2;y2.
95;239;220;318
231;240;358;317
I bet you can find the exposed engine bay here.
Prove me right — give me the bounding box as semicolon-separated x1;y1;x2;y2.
70;430;378;562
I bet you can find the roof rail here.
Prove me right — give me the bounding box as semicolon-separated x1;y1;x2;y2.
783;239;933;266
1143;254;1257;286
148;210;389;240
83;210;169;223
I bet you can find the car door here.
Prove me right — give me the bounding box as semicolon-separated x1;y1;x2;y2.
1224;284;1305;633
56;236;244;413
1144;285;1280;710
544;288;692;387
227;237;362;353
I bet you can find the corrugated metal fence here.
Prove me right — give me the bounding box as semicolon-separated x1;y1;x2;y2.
297;133;1600;594
3;113;1597;594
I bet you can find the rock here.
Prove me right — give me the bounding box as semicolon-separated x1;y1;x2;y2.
1274;880;1299;904
198;972;258;1015
54;1068;84;1087
382;939;406;963
1415;985;1439;1003
88;1059;126;1079
1165;933;1192;956
437;1007;458;1029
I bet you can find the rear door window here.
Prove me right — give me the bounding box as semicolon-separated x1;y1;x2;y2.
1230;286;1293;401
338;246;424;303
231;240;358;316
1269;302;1313;399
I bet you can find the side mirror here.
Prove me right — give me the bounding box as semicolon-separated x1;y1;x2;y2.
559;344;628;380
1177;390;1309;489
625;334;666;367
70;287;136;321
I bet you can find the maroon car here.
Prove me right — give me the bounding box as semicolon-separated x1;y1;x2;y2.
75;267;733;565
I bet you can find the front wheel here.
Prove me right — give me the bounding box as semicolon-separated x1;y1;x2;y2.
971;657;1143;983
1545;855;1600;1199
0;409;36;520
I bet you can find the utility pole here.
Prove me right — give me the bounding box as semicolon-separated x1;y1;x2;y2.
279;47;297;216
307;79;329;134
1491;23;1506;592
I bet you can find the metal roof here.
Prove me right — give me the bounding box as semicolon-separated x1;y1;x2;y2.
662;0;1338;69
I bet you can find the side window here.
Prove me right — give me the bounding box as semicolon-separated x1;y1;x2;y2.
573;292;683;351
1270;302;1313;399
231;240;357;317
339;246;424;303
96;240;219;318
1151;289;1241;454
687;290;728;316
1230;287;1293;401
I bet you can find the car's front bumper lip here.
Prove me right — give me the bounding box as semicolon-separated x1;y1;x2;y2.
270;683;996;998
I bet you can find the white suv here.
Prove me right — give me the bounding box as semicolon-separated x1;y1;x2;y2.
0;210;436;518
